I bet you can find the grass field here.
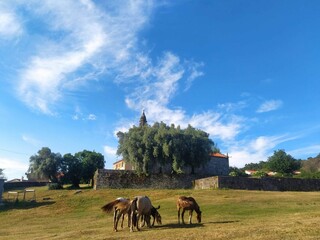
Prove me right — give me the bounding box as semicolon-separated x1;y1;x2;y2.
0;186;319;240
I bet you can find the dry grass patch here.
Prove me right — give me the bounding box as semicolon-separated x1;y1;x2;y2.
1;187;319;239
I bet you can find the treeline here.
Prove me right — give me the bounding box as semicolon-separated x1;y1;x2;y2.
231;150;320;178
27;147;105;188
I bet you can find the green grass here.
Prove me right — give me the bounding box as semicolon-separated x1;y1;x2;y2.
1;186;320;239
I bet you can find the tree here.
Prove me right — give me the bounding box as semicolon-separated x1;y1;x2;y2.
0;168;5;179
27;147;62;183
242;161;267;171
266;150;300;174
75;150;105;186
117;122;214;175
61;153;82;188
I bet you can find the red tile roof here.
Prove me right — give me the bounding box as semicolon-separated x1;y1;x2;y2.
210;152;228;158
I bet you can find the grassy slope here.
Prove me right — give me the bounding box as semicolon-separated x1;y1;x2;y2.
0;187;319;240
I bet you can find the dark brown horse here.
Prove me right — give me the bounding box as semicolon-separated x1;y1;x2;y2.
177;196;201;224
141;205;162;227
101;197;131;231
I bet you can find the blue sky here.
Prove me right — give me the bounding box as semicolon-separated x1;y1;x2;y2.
1;0;320;180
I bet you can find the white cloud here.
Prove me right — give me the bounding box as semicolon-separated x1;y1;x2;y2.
0;157;29;180
257;99;283;113
228;134;298;167
12;1;154;114
87;114;97;120
104;145;117;156
22;134;41;147
288;145;320;159
0;3;23;38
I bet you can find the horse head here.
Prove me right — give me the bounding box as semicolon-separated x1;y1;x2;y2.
196;210;202;223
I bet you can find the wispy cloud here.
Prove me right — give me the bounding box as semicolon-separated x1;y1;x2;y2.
0;3;23;38
288;145;320;159
228;134;299;167
8;1;154;114
257;99;283;113
22;134;41;147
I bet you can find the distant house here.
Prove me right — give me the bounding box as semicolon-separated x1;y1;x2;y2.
245;170;257;175
113;159;134;170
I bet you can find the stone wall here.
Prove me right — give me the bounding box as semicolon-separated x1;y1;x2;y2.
3;181;48;191
194;176;320;191
94;169;210;189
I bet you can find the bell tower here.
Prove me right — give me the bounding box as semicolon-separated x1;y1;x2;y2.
139;110;147;127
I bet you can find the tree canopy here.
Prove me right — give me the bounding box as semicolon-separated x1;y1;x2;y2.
75;150;105;186
27;147;105;188
0;168;5;179
27;147;62;183
117;122;214;174
266;149;301;174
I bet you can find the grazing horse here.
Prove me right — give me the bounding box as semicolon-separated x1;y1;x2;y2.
101;197;131;231
177;196;202;224
130;196;153;232
141;205;162;227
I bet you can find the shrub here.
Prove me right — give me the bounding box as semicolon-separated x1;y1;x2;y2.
47;183;63;190
252;171;268;178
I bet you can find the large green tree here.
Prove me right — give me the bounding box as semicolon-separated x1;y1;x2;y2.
61;153;83;188
75;150;105;186
27;147;62;183
266;149;300;174
117;122;214;174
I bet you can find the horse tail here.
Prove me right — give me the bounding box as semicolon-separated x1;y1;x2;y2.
101;199;121;213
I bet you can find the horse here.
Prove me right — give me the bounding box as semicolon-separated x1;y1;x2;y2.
130;196;153;232
101;197;132;231
177;196;202;224
140;205;162;227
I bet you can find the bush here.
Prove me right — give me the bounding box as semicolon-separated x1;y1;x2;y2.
252;171;268;178
47;183;63;190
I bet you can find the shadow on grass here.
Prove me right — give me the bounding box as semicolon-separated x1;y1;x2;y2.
206;220;240;224
153;220;239;230
0;200;55;212
155;223;204;230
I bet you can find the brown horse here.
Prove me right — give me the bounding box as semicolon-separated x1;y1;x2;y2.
177;196;202;224
130;196;153;232
101;197;132;231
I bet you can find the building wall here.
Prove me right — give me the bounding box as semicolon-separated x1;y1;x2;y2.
194;176;320;191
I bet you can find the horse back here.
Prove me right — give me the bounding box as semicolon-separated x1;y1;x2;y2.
177;196;199;210
101;198;129;213
135;196;152;214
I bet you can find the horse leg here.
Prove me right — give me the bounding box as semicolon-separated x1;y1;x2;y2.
181;209;186;224
113;209;118;231
140;214;145;227
152;215;155;226
115;211;123;232
146;214;151;228
177;207;181;224
136;214;141;231
120;213;125;228
189;210;193;224
130;211;134;232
